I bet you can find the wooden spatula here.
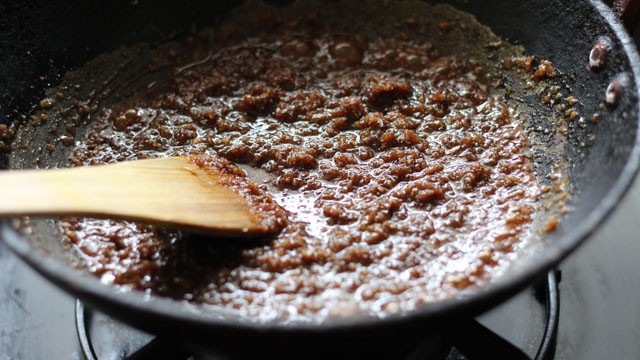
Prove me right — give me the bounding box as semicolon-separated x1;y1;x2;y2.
0;157;277;236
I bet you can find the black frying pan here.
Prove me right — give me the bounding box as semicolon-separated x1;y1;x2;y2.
1;0;640;358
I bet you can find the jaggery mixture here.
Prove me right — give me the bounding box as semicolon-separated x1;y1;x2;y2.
20;1;563;322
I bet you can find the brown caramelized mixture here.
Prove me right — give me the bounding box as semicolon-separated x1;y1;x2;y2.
59;6;545;322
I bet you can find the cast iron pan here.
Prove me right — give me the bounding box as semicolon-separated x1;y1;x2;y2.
1;0;640;358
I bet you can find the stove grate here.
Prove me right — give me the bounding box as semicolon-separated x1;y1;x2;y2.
76;271;559;360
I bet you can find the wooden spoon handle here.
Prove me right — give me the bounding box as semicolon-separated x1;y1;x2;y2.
0;157;263;235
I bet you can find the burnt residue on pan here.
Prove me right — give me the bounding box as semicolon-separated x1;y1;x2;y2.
8;0;572;323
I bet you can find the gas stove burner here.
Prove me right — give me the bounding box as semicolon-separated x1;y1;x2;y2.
75;271;559;360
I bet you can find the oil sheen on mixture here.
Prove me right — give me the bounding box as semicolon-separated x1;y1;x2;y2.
32;1;562;322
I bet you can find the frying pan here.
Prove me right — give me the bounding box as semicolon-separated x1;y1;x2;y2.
1;0;640;358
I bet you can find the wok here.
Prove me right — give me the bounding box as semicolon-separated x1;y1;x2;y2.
1;0;640;358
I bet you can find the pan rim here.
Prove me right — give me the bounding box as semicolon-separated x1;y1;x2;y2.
2;0;640;334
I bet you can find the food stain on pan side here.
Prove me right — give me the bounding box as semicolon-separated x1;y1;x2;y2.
9;0;574;323
589;36;612;71
606;74;629;108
